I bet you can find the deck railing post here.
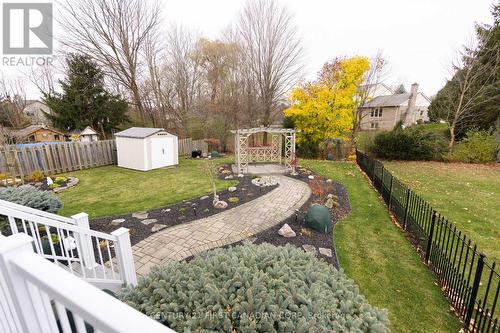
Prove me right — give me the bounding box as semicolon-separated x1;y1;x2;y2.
425;210;437;264
402;189;411;230
0;234;45;332
464;252;485;330
72;212;96;269
112;227;137;286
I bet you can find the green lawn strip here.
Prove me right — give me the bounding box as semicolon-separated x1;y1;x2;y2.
58;157;237;218
384;161;500;263
300;159;461;333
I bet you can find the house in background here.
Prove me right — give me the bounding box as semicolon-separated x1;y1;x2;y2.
23;100;53;125
359;83;431;131
9;125;65;143
69;126;100;142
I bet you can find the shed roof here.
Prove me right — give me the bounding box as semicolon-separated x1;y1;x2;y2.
9;125;64;139
114;127;169;139
81;126;98;136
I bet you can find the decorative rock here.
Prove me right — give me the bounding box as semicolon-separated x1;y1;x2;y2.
141;218;157;225
224;175;234;179
251;176;278;187
46;177;54;186
302;244;317;255
278;223;296;238
151;224;167;232
326;179;333;183
161;208;171;213
228;186;237;192
111;218;125;226
308;175;314;180
132;212;148;219
318;247;332;257
213;200;228;209
237;173;244;178
200;195;210;200
325;193;339;209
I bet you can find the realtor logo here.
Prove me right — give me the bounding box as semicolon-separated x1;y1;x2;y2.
2;3;53;55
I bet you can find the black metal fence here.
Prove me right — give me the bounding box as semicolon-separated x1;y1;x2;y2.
356;150;499;332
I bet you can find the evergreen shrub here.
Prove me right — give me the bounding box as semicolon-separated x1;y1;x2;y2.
120;243;389;332
0;185;62;213
372;125;447;160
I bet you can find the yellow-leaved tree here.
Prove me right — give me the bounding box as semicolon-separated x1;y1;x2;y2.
285;56;369;156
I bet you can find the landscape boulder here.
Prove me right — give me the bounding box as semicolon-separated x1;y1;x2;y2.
278;223;296;238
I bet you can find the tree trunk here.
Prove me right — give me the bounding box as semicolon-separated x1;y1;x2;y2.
448;124;456;154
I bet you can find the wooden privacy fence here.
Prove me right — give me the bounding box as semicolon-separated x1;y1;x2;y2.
178;138;208;156
0;140;116;179
356;150;499;333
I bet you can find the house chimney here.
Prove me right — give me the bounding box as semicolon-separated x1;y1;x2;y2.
404;83;419;125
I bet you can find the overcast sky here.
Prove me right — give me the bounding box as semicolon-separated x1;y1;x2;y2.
0;0;496;99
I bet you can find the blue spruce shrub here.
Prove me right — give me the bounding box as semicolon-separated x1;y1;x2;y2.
0;185;62;213
120;243;389;332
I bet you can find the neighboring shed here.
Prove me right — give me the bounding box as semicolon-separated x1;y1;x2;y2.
80;126;99;142
114;127;179;171
8;125;65;143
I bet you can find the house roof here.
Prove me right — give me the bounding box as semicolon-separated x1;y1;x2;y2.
9;125;64;139
80;126;98;136
361;93;411;107
114;127;170;139
358;83;394;95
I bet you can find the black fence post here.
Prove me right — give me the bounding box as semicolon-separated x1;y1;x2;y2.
402;189;411;230
425;210;437;264
371;159;376;181
388;175;394;211
464;252;485;330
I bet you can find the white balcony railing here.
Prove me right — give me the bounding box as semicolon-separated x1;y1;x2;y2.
0;199;137;288
0;233;175;333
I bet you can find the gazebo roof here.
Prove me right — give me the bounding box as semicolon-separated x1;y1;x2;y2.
230;127;296;135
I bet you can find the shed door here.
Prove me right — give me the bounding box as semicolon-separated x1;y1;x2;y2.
150;136;173;168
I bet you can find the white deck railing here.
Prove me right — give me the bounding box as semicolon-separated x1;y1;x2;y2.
0;233;175;333
0;199;137;288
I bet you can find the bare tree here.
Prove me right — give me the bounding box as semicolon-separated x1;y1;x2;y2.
0;75;29;128
236;0;303;138
443;34;500;152
165;26;203;136
58;0;161;122
352;51;389;138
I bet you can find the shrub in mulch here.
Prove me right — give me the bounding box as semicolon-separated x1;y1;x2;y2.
121;243;389;333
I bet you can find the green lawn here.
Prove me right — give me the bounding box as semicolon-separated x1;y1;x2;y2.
384;161;500;263
58;157;237;219
300;160;461;333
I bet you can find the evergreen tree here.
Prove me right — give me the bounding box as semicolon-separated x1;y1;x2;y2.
429;5;500;139
43;54;128;138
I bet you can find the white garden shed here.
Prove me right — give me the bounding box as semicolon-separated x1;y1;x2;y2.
115;127;179;171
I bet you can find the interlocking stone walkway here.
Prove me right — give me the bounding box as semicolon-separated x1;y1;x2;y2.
133;172;311;276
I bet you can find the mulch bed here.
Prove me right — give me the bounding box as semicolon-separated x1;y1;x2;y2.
90;164;277;247
186;166;351;269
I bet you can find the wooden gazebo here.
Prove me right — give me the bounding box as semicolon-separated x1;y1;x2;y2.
231;127;296;174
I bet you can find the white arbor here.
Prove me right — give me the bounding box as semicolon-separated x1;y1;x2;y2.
231;128;296;174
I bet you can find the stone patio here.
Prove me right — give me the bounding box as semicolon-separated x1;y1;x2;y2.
132;174;311;277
